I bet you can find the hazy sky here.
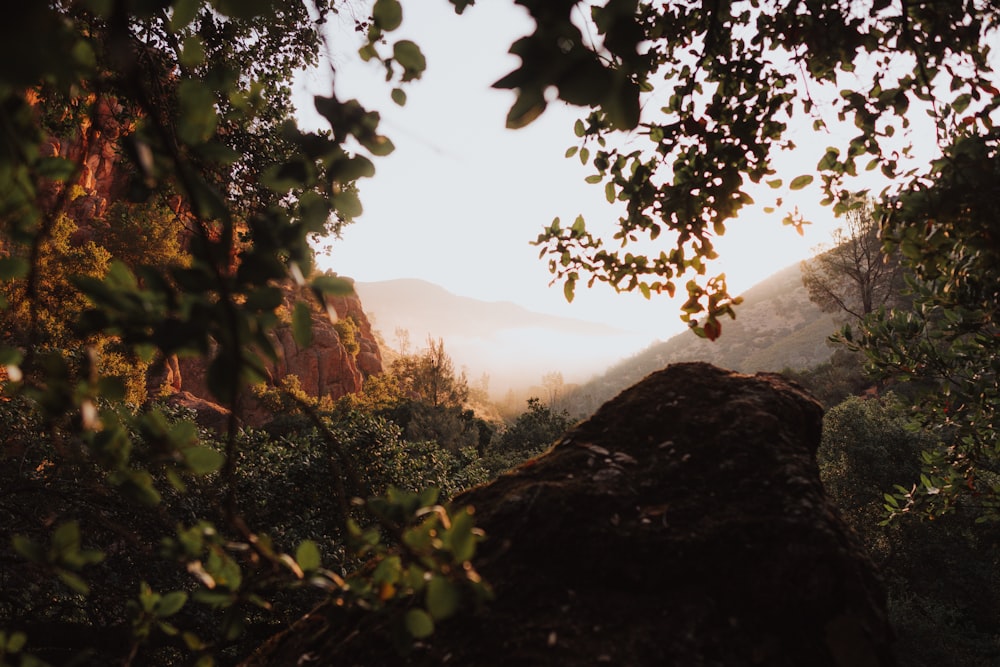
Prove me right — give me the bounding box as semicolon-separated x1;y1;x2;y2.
295;1;860;348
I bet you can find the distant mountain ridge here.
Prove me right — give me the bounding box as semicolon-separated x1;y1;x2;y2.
353;278;647;396
355;279;627;338
565;262;840;415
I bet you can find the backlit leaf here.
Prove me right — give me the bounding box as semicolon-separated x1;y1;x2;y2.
373;0;403;31
789;174;814;190
177;79;218;145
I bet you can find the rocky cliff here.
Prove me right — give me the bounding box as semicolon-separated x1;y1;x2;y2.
33;92;383;424
245;362;896;666
154;281;383;427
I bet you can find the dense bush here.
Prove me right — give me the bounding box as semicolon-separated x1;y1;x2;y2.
818;395;1000;666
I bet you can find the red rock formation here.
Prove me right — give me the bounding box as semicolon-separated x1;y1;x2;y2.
33;91;133;226
29;90;384;427
165;281;383;427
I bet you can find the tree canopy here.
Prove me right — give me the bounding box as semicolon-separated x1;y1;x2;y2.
800;198;904;321
490;0;1000;337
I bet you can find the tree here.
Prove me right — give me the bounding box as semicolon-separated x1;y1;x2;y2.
845;136;1000;523
482;0;1000;338
540;371;565;410
493;397;574;456
801;198;903;322
481;0;1000;525
818;394;1000;666
391;337;469;409
0;2;494;664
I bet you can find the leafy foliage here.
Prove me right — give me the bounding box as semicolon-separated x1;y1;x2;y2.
486;0;1000;337
493;397;573;455
818;395;1000;666
843;136;1000;523
0;0;497;663
390;337;469;409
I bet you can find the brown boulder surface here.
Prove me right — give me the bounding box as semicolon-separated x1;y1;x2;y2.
246;362;895;666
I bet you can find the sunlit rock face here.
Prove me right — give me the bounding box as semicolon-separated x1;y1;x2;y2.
160;281;383;427
29;91;384;429
246;362;896;667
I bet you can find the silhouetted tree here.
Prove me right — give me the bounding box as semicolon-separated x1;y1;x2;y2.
801;199;904;322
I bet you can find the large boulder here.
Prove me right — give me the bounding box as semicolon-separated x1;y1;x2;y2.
246;362;896;666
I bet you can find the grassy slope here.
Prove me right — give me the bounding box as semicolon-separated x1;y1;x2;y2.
567;262;839;415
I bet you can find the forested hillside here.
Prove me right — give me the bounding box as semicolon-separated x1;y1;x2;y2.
566;262;838;415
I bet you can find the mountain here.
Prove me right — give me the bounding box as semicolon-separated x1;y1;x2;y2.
565;262;840;415
353;278;649;396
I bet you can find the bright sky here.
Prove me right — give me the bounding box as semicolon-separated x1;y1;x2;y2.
295;0;853;348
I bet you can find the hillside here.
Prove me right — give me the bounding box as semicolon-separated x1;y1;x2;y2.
353;279;650;396
566;262;839;415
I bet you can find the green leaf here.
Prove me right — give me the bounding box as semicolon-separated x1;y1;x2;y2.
563;277;576;303
0;257;28;280
789;174;814;190
505;89;546;129
312;275;355;297
373;0;403;31
362;134;395;157
157;591;188;617
180;36;206;68
12;535;44;562
183;446;225;475
391;87;407;106
97;376;127;402
426;576;460;620
393;40;426;80
766;178;782;189
112;469;162;506
292;301;313;348
332;155;377;182
332;189;363;219
953;92;972;115
296;540;321;572
448;509;477;562
0;346;23;367
176;79;219;145
170;0;201;31
57;570;90;595
211;0;273;20
36;157;76;181
245;286;284;311
404;609;434;639
6;631;26;653
816;148;840;171
52;522;81;554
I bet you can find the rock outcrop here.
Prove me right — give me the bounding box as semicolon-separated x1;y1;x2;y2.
246;362;896;666
30;91;384;427
155;281;383;427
